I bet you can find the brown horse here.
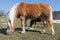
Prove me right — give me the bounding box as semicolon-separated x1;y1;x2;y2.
6;2;55;35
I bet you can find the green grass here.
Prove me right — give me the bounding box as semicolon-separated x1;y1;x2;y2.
0;19;60;40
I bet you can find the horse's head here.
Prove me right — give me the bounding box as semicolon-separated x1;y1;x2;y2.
6;13;12;35
6;2;19;35
6;6;17;35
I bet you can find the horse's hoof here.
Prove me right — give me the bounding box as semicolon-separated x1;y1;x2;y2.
51;32;55;35
41;31;44;34
41;30;46;34
21;31;25;33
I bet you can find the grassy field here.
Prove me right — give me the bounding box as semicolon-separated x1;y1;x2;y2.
0;18;60;40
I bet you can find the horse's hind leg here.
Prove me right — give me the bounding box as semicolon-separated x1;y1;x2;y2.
50;19;55;35
20;16;25;33
46;18;55;35
30;20;36;28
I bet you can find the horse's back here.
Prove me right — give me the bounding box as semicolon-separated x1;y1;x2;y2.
17;2;41;19
17;2;51;18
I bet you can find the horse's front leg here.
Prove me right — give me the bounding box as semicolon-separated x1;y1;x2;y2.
20;16;25;33
41;20;46;33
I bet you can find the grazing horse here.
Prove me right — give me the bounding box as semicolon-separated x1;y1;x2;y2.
6;2;55;35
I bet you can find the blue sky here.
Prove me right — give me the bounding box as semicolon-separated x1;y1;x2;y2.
0;0;60;13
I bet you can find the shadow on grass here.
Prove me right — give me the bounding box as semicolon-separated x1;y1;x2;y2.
0;28;48;35
0;28;7;35
15;28;22;31
15;28;42;34
15;28;50;35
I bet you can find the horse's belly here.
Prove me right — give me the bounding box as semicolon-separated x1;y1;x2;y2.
26;13;40;19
